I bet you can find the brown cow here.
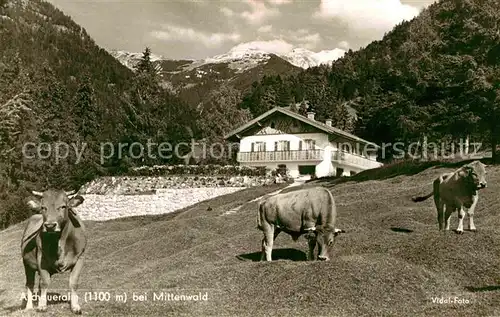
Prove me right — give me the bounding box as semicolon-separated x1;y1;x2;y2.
21;189;86;314
257;186;343;261
412;161;487;233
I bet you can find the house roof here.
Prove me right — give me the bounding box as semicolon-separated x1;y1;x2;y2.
224;106;380;148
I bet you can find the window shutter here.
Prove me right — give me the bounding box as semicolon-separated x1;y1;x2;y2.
251;143;254;152
274;141;278;151
299;141;302;151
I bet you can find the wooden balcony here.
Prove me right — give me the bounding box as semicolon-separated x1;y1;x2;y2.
331;150;382;169
237;149;382;169
237;150;323;162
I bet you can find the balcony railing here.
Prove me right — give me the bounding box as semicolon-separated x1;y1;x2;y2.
237;150;323;162
331;150;382;169
236;149;383;169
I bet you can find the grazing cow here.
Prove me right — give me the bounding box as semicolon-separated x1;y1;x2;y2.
257;186;344;261
21;189;86;314
411;161;487;233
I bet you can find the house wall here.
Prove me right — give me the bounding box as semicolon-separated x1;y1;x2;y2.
240;133;334;178
239;132;329;152
239;162;299;178
239;160;363;178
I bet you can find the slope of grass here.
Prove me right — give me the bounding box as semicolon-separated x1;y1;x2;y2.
1;164;500;316
307;158;492;187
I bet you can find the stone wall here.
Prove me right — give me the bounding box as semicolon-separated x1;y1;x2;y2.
79;175;285;195
75;187;244;221
74;174;290;221
130;164;268;177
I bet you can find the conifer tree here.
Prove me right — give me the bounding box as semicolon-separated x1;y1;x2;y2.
74;76;98;140
135;47;155;75
298;99;308;116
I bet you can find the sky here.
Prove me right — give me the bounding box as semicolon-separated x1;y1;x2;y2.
46;0;438;60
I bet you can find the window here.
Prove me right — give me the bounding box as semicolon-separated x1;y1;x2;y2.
306;139;316;150
275;140;290;151
300;139;316;150
251;142;266;152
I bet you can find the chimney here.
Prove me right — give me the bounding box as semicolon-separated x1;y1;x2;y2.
325;119;332;127
307;111;315;121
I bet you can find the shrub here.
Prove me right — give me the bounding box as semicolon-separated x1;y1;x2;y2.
271;166;293;183
0;188;32;229
129;164;268;177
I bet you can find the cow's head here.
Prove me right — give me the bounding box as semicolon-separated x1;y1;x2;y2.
27;189;84;233
312;226;345;261
461;161;487;190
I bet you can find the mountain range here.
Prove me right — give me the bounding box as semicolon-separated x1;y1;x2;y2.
110;45;345;73
109;45;345;104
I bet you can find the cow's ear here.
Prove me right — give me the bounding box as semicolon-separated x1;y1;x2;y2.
26;197;41;211
68;195;84;208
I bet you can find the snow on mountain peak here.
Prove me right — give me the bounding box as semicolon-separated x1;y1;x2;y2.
109;42;346;74
230;40;294;55
201;41;292;72
110;50;166;69
313;48;346;64
202;42;346;70
282;47;346;68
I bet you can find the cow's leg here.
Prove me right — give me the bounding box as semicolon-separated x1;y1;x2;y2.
260;236;266;261
434;192;444;230
69;256;84;314
436;201;444;230
307;234;316;261
456;207;466;234
37;269;51;312
467;195;479;232
23;263;35;310
468;212;476;232
444;205;454;231
264;228;274;262
260;225;275;262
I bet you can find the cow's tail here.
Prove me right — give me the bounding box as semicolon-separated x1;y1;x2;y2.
411;192;433;202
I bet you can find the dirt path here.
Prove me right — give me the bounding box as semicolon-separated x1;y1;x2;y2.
221;179;305;216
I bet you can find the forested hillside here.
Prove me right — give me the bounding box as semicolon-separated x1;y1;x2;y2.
240;0;500;160
111;50;302;142
0;0;198;227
